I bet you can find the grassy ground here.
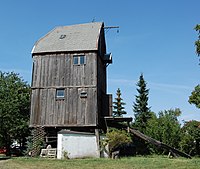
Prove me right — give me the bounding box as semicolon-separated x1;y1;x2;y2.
0;156;200;169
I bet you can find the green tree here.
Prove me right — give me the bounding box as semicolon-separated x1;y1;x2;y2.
113;88;127;117
0;71;30;156
180;120;200;156
189;25;200;109
194;24;200;56
133;74;151;133
146;109;182;154
189;85;200;109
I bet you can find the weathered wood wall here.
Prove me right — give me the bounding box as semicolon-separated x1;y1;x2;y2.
30;52;98;127
32;53;96;87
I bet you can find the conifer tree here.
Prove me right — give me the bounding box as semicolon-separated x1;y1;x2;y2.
113;88;126;117
133;74;151;133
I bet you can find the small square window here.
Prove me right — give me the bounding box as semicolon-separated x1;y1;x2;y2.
73;56;79;65
56;89;65;98
73;55;86;65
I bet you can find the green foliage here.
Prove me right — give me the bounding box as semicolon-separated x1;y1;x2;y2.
63;150;70;159
146;109;182;154
180;120;200;156
194;24;200;56
189;85;200;109
113;88;127;117
102;128;132;157
133;73;151;133
0;71;31;155
23;135;33;156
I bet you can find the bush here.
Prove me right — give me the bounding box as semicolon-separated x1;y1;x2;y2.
101;128;132;157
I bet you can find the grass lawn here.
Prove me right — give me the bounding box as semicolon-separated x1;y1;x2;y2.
0;156;200;169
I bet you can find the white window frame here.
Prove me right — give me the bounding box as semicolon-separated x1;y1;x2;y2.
73;55;86;65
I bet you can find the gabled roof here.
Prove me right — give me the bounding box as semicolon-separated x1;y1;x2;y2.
32;22;103;54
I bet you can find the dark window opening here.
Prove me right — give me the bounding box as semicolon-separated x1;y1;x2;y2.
80;91;87;98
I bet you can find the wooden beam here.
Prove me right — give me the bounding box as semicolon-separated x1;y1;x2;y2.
31;85;97;89
129;128;192;159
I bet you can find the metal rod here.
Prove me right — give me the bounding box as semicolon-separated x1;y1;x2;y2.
103;26;119;29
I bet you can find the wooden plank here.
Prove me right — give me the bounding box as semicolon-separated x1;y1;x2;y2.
60;100;65;125
30;89;41;125
60;54;65;86
68;88;75;125
30;90;37;125
77;88;86;125
40;56;45;87
31;85;96;89
36;56;41;87
48;54;54;87
66;54;72;86
72;88;78;124
85;88;97;125
64;88;69;124
46;89;55;125
45;55;49;87
29;124;96;127
85;53;96;86
40;89;47;125
128;128;192;159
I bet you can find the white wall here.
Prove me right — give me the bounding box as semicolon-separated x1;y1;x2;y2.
57;132;99;159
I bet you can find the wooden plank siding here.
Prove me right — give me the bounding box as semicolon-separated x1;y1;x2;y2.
32;53;97;87
30;52;98;127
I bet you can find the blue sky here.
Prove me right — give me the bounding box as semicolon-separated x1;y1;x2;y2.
0;0;200;122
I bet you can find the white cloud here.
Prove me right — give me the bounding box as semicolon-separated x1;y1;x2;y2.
108;78;137;86
108;78;192;93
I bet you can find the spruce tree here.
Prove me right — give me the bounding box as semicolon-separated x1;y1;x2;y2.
133;74;151;133
113;88;127;117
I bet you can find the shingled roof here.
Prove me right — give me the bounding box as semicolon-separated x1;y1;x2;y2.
32;22;103;54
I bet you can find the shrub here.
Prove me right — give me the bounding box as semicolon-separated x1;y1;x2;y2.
101;128;132;157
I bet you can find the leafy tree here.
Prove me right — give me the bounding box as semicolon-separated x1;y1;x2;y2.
0;71;30;156
133;73;151;133
189;85;200;109
180;120;200;156
146;109;182;154
189;25;200;109
194;24;200;56
113;88;127;117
